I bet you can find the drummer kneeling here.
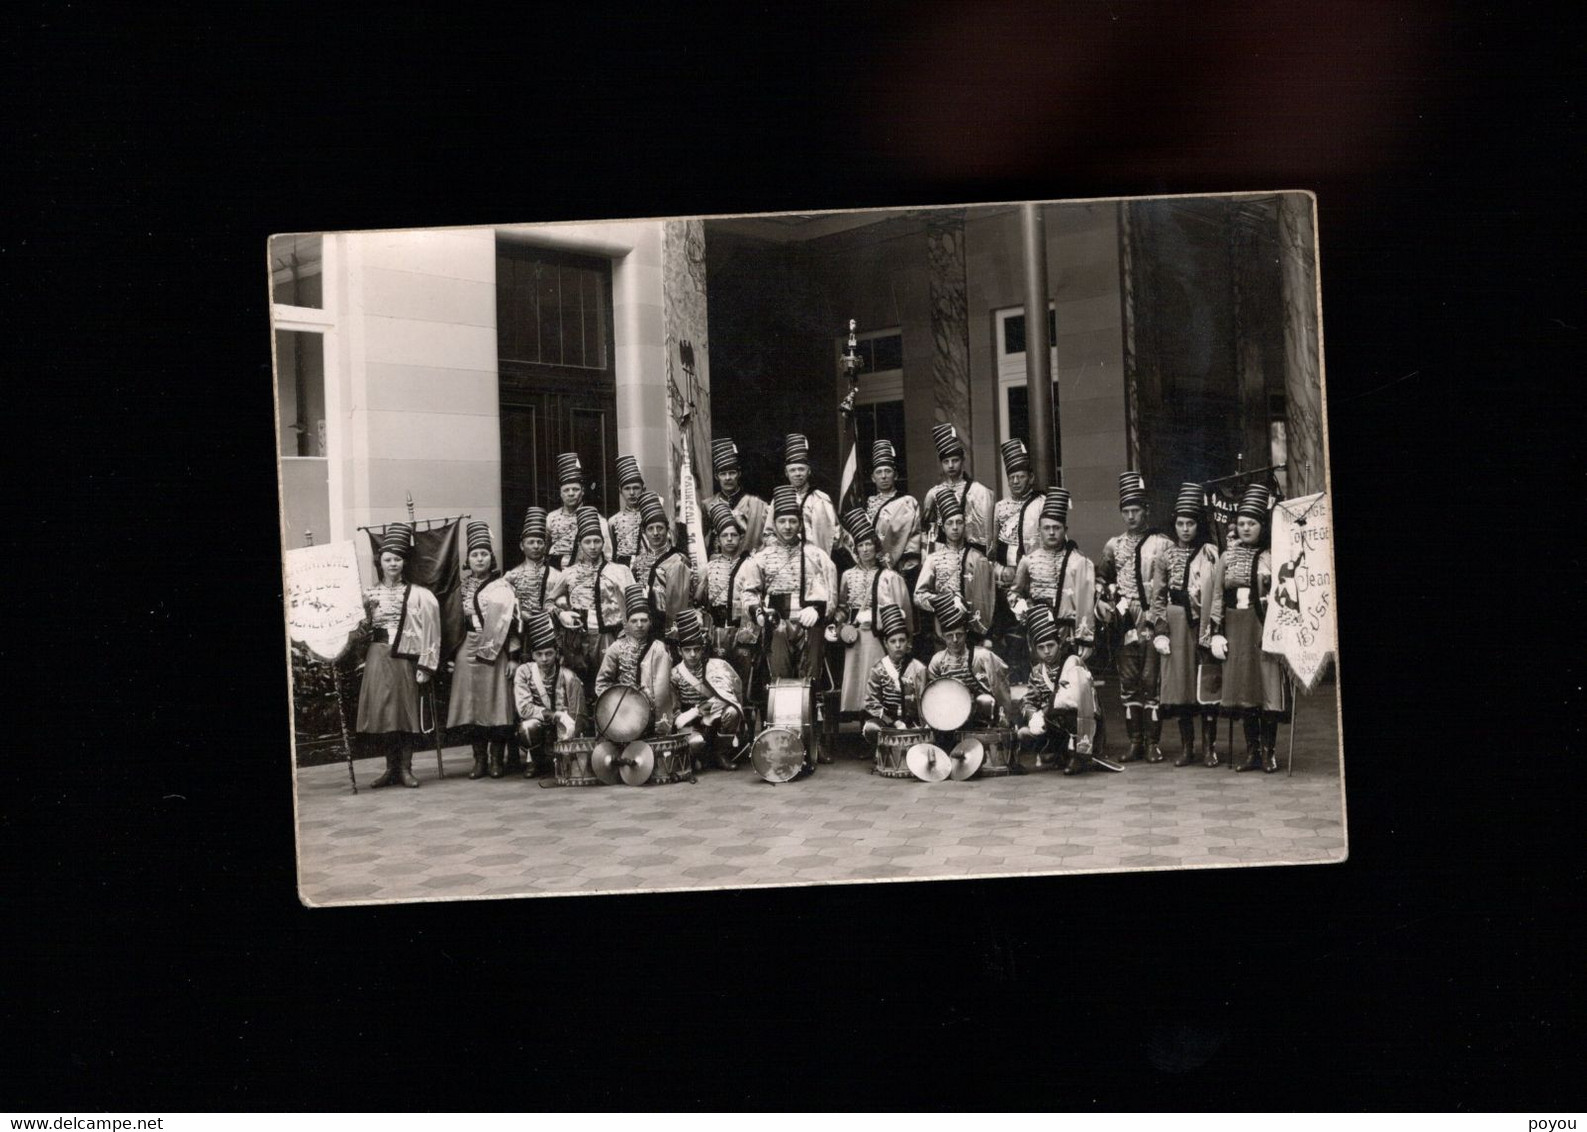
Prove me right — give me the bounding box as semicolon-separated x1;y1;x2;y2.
513;610;587;778
925;592;1014;729
670;609;746;772
862;603;929;744
1016;604;1096;775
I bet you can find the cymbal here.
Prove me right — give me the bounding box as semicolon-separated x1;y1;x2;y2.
750;727;805;783
619;741;655;786
948;737;985;780
906;742;952;783
590;739;626;785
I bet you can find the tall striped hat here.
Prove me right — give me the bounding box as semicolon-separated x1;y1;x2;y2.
465;520;493;554
525;609;559;653
1174;482;1206;521
931;590;967;633
1118;471;1148;509
936;488;964;521
711;438;741;473
876;603;909;640
520;505;548;540
672;607;707;648
871;439;898;470
707;499;743;537
783;433;812;467
772;484;801;519
378;522;413;557
622;583;650;620
841;508;879;547
574;505;604;543
556;452;584;487
616;455;644;489
639;492;668;529
1000;438;1031;476
1235;484;1272;522
1024;602;1058;648
1041;487;1071;525
932;421;965;460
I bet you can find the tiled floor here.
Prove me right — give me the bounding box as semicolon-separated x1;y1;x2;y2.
294;684;1345;905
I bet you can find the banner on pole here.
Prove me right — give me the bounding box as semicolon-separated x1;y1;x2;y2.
676;428;709;576
1262;491;1336;692
284;540;365;661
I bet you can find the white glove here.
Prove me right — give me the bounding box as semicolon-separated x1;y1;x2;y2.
1028;712;1046;736
893;719;908;730
794;606;819;629
675;707;701;729
559;610;583;629
1210;635;1228;661
554;711;577;740
1153;634;1171;656
416;669;431;685
1012;598;1029;621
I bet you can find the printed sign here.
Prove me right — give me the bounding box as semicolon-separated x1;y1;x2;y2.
1262;492;1336;691
284;539;365;661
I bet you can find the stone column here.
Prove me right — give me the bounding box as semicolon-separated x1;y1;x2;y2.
926;213;972;467
1279;192;1324;497
662;219;712;515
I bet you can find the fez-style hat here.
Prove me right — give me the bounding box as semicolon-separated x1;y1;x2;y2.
1174;483;1206;521
575;506;604;543
936;489;964;521
1024;602;1059;648
783;433;812;467
672;608;708;648
707;499;743;537
1118;471;1149;509
1041;487;1071;526
1000;438;1031;476
711;438;741;474
871;439;898;470
932;421;965;460
521;506;548;540
556;452;585;487
772;484;801;519
841;508;879;547
876;603;909;640
465;520;493;554
379;522;413;557
623;583;649;620
1236;484;1272;522
639;492;668;529
525;610;559;653
931;590;967;633
616;455;644;489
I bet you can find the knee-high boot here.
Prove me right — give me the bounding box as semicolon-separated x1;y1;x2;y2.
1145;704;1164;762
1201;713;1221;768
1121;706;1144;762
1235;715;1263;772
369;734;400;789
398;734;421;787
1173;713;1197;766
468;733;489;780
487;731;505;778
1261;714;1281;774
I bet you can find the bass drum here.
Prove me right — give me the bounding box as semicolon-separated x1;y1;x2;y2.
765;678;813;731
750;727;806;783
920;677;973;732
593;685;652;744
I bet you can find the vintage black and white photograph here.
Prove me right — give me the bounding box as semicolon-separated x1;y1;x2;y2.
273;193;1342;906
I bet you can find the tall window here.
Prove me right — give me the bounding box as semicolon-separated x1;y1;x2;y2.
839;327;908;494
270;233;337;548
994;304;1060;494
497;250;610;371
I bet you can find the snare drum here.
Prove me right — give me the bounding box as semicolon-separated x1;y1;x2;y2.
593;685;652;743
643;733;695;785
874;727;931;779
548;737;601;787
961;728;1018;778
921;677;973;731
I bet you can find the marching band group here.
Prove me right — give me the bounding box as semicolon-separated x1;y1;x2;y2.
353;419;1289;789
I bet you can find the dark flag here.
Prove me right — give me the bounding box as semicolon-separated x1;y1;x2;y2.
366;518;465;661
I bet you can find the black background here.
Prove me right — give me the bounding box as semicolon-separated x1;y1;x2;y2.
10;0;1582;1111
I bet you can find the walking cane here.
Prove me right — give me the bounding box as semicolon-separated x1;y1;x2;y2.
332;662;358;794
1286;676;1297;777
430;684;446;779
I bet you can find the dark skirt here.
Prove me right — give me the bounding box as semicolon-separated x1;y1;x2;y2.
1158;606;1201;707
1220;606;1286;712
445;635;515;728
356;641;423;734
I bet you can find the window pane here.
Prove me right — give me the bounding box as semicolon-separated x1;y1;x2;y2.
1003;310;1057;356
1006;383;1062;469
581;268;599;369
871;332;903;372
271;234;323;309
274;329;326;458
538;264;561;366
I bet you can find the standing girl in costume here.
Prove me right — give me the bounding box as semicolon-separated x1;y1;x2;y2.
356;522;441;788
1149;484;1224;767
